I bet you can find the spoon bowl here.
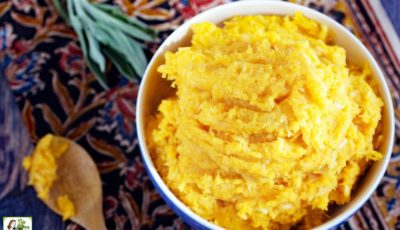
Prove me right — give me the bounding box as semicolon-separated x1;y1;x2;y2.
43;138;106;230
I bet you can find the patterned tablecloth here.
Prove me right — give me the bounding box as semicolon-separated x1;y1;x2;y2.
0;0;399;229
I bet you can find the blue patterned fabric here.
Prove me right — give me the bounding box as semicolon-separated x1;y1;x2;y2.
0;76;63;229
381;0;400;36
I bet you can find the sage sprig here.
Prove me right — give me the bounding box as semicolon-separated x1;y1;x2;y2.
53;0;157;88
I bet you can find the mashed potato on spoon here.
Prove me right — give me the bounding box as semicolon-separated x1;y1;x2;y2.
146;13;383;229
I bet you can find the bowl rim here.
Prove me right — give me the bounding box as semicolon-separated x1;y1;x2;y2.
136;1;395;229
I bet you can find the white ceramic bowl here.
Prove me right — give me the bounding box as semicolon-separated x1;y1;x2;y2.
136;1;395;229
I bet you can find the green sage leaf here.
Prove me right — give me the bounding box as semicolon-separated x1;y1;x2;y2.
84;20;115;47
52;0;69;22
103;47;136;81
86;31;106;72
93;3;156;39
110;30;147;77
67;0;82;30
54;0;156;87
81;0;154;41
70;0;108;89
126;38;147;77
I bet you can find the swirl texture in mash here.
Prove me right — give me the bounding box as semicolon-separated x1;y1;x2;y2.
146;13;383;229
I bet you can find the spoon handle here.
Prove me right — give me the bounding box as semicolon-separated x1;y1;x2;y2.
73;201;106;230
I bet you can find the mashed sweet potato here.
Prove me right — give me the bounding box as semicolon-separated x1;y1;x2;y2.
23;134;76;221
146;13;383;229
57;195;76;221
23;134;69;200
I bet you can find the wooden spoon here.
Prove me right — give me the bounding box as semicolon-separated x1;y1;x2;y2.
43;138;106;230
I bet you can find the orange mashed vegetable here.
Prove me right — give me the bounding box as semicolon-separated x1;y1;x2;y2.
146;13;383;229
57;195;76;221
23;134;76;220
